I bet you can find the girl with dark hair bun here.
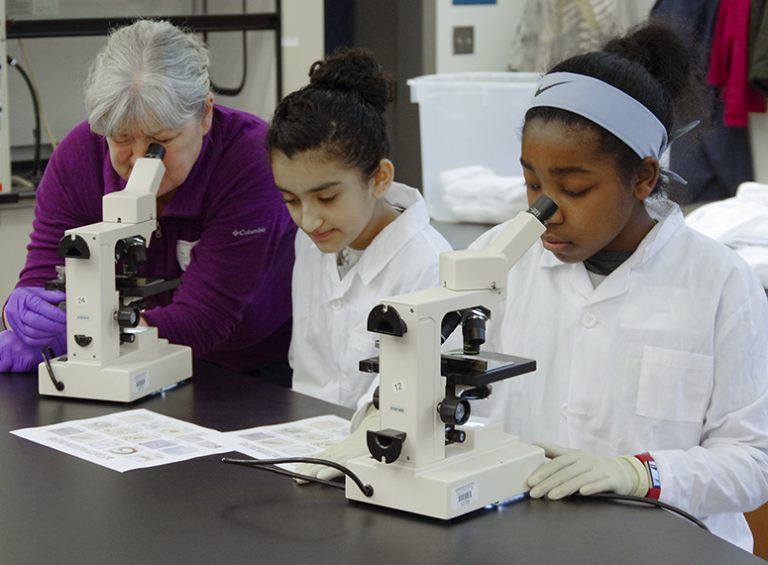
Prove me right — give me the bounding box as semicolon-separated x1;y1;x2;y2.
468;22;767;551
267;48;451;421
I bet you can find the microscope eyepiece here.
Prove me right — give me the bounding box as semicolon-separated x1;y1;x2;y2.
526;195;558;224
145;143;166;160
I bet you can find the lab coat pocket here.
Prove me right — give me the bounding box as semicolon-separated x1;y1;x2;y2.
176;239;199;271
636;346;713;423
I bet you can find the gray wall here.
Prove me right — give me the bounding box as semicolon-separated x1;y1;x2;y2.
352;0;432;190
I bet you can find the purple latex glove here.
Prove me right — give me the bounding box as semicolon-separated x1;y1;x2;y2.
0;329;66;373
4;287;67;347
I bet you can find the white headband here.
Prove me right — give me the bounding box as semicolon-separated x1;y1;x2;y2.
527;72;668;160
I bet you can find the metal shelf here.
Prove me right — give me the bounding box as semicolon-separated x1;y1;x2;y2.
6;9;283;100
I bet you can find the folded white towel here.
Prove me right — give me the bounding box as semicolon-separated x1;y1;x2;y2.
685;182;768;286
439;166;528;224
685;182;768;246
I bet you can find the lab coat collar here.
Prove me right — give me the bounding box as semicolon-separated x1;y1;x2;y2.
348;182;431;287
539;198;682;269
631;198;685;266
538;198;684;303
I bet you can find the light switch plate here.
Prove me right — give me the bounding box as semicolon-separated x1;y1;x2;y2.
453;26;474;55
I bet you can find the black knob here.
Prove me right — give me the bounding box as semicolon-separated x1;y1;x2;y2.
120;332;136;344
117;307;141;328
367;429;406;464
74;334;92;347
438;396;471;426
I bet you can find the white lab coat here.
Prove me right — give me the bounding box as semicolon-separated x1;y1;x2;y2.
290;183;452;409
471;199;768;551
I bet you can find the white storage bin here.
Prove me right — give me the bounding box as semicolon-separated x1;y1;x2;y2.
409;72;540;223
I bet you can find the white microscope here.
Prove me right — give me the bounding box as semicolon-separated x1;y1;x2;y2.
347;195;558;519
38;144;192;402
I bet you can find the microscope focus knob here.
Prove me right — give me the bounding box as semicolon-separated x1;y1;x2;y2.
116;307;141;328
438;396;471;426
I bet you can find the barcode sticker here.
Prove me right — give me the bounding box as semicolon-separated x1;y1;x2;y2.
452;481;478;509
132;371;150;394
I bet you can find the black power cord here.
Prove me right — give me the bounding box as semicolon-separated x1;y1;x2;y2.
583;492;710;531
222;457;708;531
221;456;374;497
6;55;42;181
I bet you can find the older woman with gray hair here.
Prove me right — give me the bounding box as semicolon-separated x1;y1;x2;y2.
0;20;296;383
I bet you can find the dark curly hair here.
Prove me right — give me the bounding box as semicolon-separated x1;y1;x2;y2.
267;47;394;178
524;22;704;194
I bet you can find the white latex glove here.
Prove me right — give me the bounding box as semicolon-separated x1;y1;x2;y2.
527;443;649;500
294;407;379;482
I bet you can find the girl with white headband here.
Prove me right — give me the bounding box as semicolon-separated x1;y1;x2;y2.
291;23;767;552
469;22;768;551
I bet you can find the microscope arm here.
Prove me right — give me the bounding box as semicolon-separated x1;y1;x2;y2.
102;143;166;226
439;195;557;292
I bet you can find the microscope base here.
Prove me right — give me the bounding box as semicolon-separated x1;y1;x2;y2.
345;426;544;519
38;328;192;402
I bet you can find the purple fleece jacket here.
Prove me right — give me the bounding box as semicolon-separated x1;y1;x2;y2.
17;106;296;371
